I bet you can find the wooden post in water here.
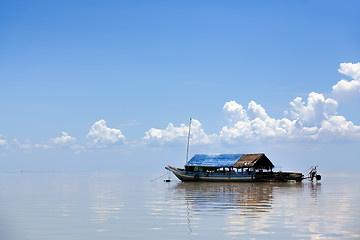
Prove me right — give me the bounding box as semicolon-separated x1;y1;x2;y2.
186;118;192;164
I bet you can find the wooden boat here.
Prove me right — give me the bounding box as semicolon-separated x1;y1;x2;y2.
165;153;304;182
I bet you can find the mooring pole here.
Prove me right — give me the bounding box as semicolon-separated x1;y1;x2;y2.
186;118;192;164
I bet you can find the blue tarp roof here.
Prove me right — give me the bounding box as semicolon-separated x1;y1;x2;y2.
186;154;243;167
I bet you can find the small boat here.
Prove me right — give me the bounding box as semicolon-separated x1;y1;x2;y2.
166;153;305;182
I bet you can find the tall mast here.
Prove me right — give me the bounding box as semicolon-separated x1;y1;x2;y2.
186;118;192;164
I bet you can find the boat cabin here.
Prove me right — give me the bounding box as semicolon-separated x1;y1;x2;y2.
184;153;274;173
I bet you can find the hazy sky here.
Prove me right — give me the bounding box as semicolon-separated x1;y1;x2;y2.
1;0;359;172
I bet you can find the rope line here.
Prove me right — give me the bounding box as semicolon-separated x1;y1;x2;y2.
150;172;169;182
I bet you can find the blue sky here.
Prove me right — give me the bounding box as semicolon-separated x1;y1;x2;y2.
1;0;360;171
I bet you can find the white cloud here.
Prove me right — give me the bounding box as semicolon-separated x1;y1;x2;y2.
51;131;76;145
223;95;360;143
34;143;53;149
319;116;360;139
143;119;216;146
248;100;269;120
338;62;360;79
289;92;338;126
13;138;31;149
34;132;76;150
87;119;126;145
0;135;7;146
332;62;360;102
223;100;249;123
220;101;302;143
219;95;359;143
332;80;360;102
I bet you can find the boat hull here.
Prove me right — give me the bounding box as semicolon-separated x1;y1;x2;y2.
165;166;303;182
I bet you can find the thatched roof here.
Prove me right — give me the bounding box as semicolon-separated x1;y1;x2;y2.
233;154;274;170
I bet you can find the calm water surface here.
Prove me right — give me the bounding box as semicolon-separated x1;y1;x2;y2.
0;171;359;239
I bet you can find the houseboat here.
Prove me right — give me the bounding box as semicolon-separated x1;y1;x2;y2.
166;153;307;182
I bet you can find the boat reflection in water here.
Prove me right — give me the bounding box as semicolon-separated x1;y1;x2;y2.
172;181;303;217
165;181;316;237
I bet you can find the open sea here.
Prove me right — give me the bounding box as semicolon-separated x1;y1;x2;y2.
0;170;359;240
